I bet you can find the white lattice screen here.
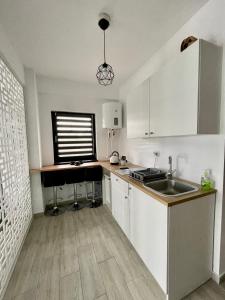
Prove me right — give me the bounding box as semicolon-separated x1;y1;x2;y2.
0;58;32;296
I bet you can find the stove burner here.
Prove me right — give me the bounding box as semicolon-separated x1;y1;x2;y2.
130;168;166;182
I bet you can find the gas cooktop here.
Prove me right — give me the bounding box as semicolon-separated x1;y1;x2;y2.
129;168;166;182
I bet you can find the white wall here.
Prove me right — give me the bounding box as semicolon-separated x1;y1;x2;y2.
119;0;225;278
24;68;42;168
24;68;44;214
37;75;119;165
0;22;24;84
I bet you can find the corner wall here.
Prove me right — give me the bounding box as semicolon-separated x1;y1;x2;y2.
0;23;24;84
32;75;120;211
24;68;44;214
37;75;119;165
119;0;225;278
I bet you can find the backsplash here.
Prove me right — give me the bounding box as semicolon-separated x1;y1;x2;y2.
119;132;225;188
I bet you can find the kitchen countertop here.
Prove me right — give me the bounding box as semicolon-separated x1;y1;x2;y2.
31;161;216;207
31;161;102;173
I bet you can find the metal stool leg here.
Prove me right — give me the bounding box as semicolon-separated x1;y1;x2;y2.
53;186;58;212
69;183;81;211
85;181;101;208
91;181;101;208
91;181;96;208
48;186;65;216
85;182;89;200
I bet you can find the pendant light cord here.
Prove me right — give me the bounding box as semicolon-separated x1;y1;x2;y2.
104;30;106;63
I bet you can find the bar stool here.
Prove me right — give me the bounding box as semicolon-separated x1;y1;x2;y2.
41;171;65;216
64;168;85;211
85;166;103;208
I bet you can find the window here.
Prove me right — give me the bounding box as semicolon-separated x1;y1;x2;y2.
51;111;97;164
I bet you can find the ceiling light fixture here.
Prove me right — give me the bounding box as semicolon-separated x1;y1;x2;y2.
96;13;114;86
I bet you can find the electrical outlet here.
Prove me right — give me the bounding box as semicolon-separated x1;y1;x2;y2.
153;151;160;157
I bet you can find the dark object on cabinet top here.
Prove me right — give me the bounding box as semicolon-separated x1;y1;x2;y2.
180;36;198;52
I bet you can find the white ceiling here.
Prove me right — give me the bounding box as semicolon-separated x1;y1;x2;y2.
0;0;208;85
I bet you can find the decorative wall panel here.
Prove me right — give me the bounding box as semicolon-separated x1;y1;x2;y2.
0;58;32;296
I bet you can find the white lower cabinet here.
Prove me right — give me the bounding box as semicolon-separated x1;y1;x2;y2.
167;195;215;300
111;173;215;300
103;174;111;209
129;185;168;293
111;173;130;238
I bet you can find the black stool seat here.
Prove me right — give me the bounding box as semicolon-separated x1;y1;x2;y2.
85;166;103;182
85;166;103;208
41;171;65;187
64;168;85;184
41;171;65;216
64;168;86;211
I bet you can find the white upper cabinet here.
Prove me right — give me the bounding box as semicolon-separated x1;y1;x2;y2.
127;78;150;138
150;42;199;137
126;39;221;138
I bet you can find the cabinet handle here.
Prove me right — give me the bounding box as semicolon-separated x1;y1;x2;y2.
129;187;132;190
150;131;155;135
125;196;128;199
145;132;148;135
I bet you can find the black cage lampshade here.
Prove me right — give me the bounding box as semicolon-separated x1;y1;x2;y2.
96;62;114;86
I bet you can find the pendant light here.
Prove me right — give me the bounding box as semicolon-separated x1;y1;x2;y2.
96;13;115;86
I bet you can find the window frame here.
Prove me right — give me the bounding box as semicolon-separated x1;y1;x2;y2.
51;111;97;164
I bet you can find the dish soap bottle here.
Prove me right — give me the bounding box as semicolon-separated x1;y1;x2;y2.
201;169;214;191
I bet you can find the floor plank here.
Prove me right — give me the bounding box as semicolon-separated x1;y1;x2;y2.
95;295;108;300
106;235;139;282
128;275;164;300
3;206;225;300
35;255;60;300
99;257;134;300
92;236;113;263
13;289;37;300
60;272;83;300
78;244;105;300
184;280;225;299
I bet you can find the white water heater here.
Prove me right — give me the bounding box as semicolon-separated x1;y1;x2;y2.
102;102;122;129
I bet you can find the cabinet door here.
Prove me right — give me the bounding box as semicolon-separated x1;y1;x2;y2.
129;185;168;293
150;41;199;137
103;174;111;209
111;174;129;236
111;179;122;225
121;193;130;238
127;79;150;138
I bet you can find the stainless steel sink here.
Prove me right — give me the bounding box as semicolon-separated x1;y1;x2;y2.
143;179;198;197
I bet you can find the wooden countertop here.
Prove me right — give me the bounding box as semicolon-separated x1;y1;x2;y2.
31;161;216;207
31;161;102;174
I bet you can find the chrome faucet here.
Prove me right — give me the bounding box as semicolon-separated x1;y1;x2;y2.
167;156;176;179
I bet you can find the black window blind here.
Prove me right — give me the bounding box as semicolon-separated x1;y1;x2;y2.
51;111;97;163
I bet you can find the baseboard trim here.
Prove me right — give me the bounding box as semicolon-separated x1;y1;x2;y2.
103;203;112;214
212;271;225;284
0;216;33;300
219;271;225;284
33;211;44;218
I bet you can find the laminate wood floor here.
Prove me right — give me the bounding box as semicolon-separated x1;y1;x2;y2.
3;205;225;300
